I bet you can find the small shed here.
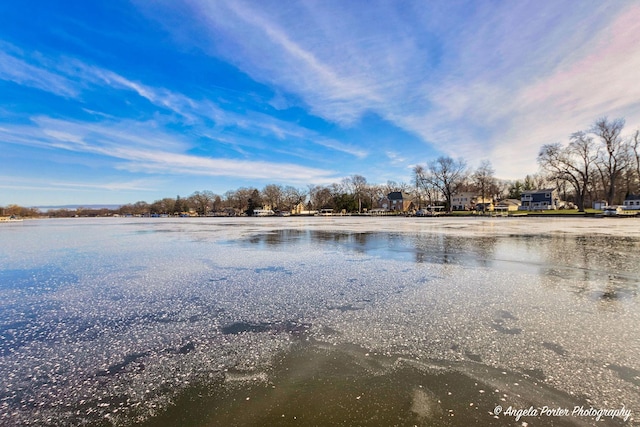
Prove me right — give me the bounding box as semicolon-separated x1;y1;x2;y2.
593;200;607;210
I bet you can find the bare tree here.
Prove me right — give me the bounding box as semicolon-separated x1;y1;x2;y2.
343;175;368;212
538;131;599;211
472;160;496;211
282;186;306;211
494;179;511;200
189;190;215;216
413;165;438;208
416;156;467;212
630;129;640;195
212;194;223;212
224;187;257;212
223;190;238;210
592;117;627;205
2;204;40;217
151;197;176;214
412;166;425;208
125;201;149;216
365;184;385;210
261;184;283;210
308;185;333;210
382;180;401;194
532;173;550;190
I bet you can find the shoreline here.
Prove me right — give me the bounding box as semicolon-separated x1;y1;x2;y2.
11;209;640;220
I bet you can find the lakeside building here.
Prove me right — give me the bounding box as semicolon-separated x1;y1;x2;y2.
592;200;607;210
519;189;560;210
451;192;492;211
496;199;521;212
451;192;476;210
623;194;640;210
379;192;415;213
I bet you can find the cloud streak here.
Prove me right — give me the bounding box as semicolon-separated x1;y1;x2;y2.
0;116;338;184
179;0;640;177
0;39;367;196
0;175;156;193
0;44;79;98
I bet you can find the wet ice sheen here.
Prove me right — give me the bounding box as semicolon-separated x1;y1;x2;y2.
0;217;638;426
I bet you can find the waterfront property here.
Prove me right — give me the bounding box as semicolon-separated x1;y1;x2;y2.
451;192;493;211
379;191;415;213
496;198;521;212
519;188;560;210
592;200;608;210
451;191;476;210
623;194;640;210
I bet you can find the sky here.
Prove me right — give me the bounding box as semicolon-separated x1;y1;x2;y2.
1;0;640;207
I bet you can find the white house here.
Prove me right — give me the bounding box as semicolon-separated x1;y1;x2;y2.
451;192;492;211
623;195;640;210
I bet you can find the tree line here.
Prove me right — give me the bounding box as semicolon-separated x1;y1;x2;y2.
0;171;550;217
538;117;640;211
412;117;640;213
3;116;638;217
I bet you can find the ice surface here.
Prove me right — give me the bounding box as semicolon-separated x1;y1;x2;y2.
0;217;638;425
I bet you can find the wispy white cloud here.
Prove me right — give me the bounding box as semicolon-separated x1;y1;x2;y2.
0;44;78;97
516;5;640;118
0;42;208;121
112;146;336;183
0;116;338;184
0;43;368;164
485;3;640;177
313;139;368;159
385;151;406;166
179;0;639;178
187;0;391;124
0;175;156;193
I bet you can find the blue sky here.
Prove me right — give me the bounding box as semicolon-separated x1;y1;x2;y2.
1;0;640;206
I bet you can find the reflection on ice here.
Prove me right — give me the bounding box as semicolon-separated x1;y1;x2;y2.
0;217;638;425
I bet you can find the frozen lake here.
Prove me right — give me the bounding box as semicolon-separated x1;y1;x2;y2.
0;217;639;426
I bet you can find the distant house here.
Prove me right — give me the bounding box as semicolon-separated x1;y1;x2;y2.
519;189;559;210
291;202;306;215
452;192;492;211
623;194;640;210
381;192;415;212
496;199;521;212
451;192;476;211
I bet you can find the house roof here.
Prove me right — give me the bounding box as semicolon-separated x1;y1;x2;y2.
521;188;556;194
625;194;640;201
497;199;521;206
387;191;412;200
